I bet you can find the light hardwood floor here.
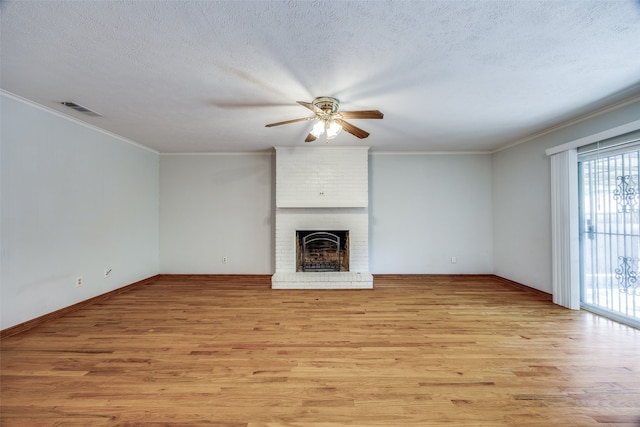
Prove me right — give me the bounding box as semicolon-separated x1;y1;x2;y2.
1;275;639;426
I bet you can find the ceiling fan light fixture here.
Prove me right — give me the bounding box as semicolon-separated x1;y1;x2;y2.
310;120;326;138
325;120;342;140
310;118;343;140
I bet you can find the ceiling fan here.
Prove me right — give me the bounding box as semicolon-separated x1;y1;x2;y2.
265;97;383;143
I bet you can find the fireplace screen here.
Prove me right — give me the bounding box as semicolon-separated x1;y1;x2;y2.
296;230;349;272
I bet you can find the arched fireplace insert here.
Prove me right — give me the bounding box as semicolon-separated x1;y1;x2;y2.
296;230;349;272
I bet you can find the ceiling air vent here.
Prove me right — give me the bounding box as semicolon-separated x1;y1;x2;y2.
60;101;101;116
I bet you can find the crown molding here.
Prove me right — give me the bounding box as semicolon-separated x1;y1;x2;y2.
1;90;159;155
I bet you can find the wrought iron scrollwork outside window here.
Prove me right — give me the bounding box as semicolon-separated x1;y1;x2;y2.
615;256;639;295
613;175;638;213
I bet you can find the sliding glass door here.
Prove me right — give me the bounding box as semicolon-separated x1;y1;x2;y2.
579;147;640;328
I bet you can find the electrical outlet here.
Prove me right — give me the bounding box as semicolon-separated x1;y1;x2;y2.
451;256;457;264
104;268;112;278
76;276;83;287
222;256;228;264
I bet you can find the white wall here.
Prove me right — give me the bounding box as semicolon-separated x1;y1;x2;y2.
159;154;273;274
369;153;493;274
1;93;159;329
493;98;640;293
160;152;496;276
492;141;552;291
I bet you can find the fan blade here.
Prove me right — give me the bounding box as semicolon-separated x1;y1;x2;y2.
339;120;370;139
339;110;384;119
297;101;321;113
265;117;314;127
305;133;317;143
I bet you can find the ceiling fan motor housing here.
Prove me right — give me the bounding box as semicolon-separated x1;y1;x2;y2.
313;97;340;113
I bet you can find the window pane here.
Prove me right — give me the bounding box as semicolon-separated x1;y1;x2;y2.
579;149;640;328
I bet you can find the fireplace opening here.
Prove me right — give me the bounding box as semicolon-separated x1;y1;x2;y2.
296;230;349;272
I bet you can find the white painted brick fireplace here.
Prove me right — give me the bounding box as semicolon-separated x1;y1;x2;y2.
271;146;373;289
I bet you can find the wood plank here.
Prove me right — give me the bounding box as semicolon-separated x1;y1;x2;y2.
0;275;159;339
1;275;638;426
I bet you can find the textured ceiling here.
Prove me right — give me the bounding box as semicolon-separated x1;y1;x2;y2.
2;0;640;153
